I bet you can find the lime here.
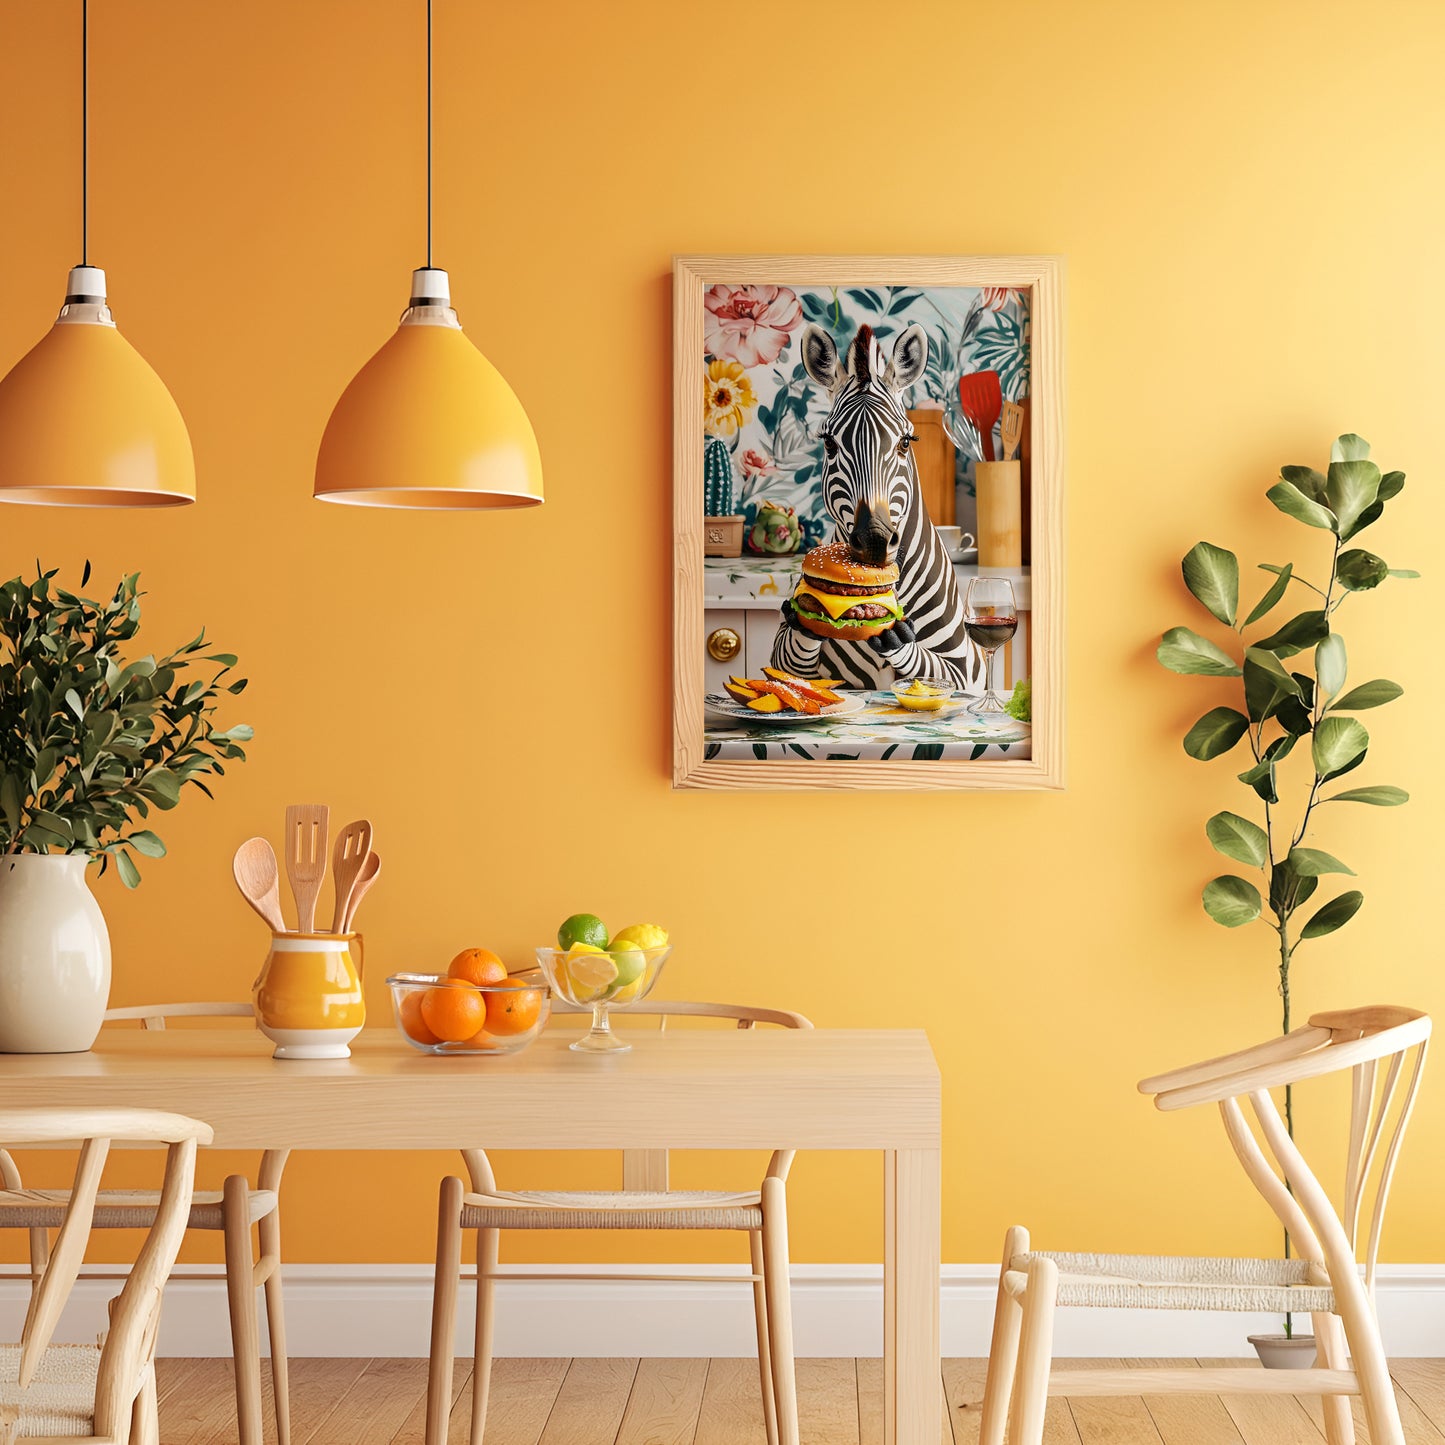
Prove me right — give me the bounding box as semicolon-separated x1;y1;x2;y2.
611;923;669;952
562;943;618;1003
605;941;647;998
558;912;609;950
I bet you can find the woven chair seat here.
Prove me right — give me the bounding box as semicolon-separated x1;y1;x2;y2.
0;1188;277;1233
1015;1250;1336;1314
461;1188;765;1231
0;1343;98;1438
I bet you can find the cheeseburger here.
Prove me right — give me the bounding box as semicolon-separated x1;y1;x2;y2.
790;542;904;642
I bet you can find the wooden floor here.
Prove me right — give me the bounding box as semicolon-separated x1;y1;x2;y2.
151;1356;1445;1445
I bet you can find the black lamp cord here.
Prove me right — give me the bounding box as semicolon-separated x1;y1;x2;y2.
81;0;88;266
425;0;432;269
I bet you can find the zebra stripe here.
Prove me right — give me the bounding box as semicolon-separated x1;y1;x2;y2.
770;325;984;692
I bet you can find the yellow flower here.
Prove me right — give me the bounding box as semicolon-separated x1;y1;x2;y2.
702;358;756;438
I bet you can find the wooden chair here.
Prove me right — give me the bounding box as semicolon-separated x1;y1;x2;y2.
425;1001;812;1445
0;1004;290;1445
980;1005;1431;1445
0;1107;210;1445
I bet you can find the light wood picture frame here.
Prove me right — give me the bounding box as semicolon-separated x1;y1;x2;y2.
673;254;1065;791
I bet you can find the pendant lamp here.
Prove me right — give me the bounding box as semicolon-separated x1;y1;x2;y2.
0;1;195;507
314;0;542;509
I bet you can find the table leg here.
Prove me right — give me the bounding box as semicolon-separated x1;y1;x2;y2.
883;1149;941;1445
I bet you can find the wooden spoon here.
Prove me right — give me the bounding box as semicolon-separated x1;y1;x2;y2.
340;850;381;933
283;803;330;933
329;819;374;933
1001;401;1025;462
232;838;287;933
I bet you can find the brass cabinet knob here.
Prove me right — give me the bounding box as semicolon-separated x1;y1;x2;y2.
707;627;742;663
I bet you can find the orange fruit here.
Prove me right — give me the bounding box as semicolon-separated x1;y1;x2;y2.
448;947;508;988
463;1028;501;1050
399;990;439;1045
485;985;543;1037
421;978;487;1042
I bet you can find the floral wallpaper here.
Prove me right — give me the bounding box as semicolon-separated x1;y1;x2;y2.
702;283;1031;549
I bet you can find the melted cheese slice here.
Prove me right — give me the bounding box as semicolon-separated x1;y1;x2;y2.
794;582;901;620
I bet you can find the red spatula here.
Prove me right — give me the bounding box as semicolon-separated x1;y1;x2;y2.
958;371;1003;463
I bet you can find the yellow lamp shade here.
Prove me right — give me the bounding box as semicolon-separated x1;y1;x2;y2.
0;271;194;507
314;273;543;509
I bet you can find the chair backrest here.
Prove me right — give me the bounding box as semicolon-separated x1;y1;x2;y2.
1138;1005;1430;1293
103;1002;253;1031
0;1109;210;1441
464;1001;813;1196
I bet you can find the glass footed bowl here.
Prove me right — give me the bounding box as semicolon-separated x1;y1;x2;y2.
533;945;671;1053
387;970;551;1055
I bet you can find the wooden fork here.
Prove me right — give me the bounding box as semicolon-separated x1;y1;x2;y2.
329;819;374;933
283;803;330;933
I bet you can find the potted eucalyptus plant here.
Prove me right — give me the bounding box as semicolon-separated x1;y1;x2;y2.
1157;434;1415;1367
0;566;251;1053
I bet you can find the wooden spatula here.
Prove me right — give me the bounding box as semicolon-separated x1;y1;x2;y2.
341;850;381;933
283;803;330;933
329;819;374;933
1001;401;1025;462
232;837;288;933
957;371;1003;463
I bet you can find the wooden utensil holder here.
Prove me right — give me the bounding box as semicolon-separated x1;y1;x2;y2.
906;409;956;526
703;514;745;557
975;461;1022;567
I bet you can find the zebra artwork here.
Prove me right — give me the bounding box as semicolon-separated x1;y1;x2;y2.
769;322;985;692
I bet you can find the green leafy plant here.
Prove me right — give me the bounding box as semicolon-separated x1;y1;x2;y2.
0;566;252;886
1158;433;1416;1333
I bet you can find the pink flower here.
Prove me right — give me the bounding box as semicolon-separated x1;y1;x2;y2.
739;447;777;480
704;285;803;367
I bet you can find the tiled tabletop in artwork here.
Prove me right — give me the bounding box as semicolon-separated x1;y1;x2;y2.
703;691;1031;761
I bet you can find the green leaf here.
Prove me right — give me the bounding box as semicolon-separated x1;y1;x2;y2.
1335;549;1389;592
1315;634;1346;700
1181;542;1238;625
1290;848;1355;877
1331;679;1402;711
1243;646;1301;723
1237;757;1279;804
1377;470;1405;501
63;688;86;723
1280;466;1328;502
1244;563;1293;626
1342;499;1384;542
114;849;142;889
1206;812;1268;867
1156;627;1240;676
1300;890;1364;939
137;768;182;808
1325;785;1409;806
1255;609;1328;659
1312;715;1369;777
1388;568;1421;579
1183;707;1250;760
1270;858;1318;917
1203;875;1263;928
1330;434;1371;462
1326;458;1381;535
1266;479;1336;531
0;773;20;832
125;829;167;858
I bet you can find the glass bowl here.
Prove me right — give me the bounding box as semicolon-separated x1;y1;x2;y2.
533;945;671;1053
888;679;960;712
387;970;551;1055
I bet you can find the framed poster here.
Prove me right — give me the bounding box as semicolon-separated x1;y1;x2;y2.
673;254;1064;791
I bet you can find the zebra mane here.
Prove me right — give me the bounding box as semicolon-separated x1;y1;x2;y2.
849;324;875;386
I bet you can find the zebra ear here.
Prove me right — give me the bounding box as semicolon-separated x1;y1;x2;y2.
800;325;842;391
884;324;928;393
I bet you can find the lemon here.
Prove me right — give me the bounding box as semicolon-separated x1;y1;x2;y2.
611;923;669;952
562;943;618;1002
558;913;609;950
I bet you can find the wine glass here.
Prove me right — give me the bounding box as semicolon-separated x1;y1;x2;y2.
964;577;1018;714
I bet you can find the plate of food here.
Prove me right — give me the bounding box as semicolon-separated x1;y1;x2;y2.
706;668;868;724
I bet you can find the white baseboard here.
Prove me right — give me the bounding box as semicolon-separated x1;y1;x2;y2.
5;1264;1443;1359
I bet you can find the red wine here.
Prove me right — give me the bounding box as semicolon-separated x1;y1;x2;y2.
966;617;1018;649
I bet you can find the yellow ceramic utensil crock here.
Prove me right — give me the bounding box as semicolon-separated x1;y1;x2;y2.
253;932;365;1059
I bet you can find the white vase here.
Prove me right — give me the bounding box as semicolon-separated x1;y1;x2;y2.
0;854;112;1053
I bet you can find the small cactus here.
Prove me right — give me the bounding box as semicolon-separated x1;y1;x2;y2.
704;435;735;517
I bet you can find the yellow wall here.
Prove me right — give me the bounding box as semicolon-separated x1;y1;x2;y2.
2;0;1443;1269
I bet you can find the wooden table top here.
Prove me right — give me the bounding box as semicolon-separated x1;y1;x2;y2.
0;1027;941;1151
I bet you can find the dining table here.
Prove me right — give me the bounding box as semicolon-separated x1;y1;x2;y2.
0;1023;943;1445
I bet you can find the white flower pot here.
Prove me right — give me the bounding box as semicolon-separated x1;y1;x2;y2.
0;854;112;1053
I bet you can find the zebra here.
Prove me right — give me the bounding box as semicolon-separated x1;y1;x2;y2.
769;322;984;692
